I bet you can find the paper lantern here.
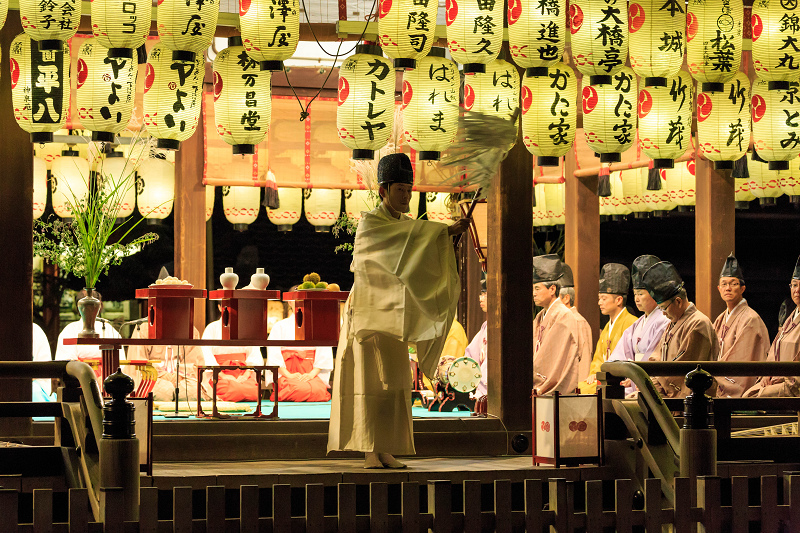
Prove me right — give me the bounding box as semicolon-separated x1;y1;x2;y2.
157;0;219;62
582;67;638;163
302;188;341;232
686;0;743;92
532;183;550;226
445;0;503;73
143;44;204;150
532;392;602;467
508;0;566;72
33;156;47;220
752;79;800;170
344;189;374;221
425;192;455;225
643;167;677;212
569;0;629;84
137;155;175;221
51;150;89;218
747;154;785;205
779;170;800;202
206;185;215;221
213;37;271;155
222;185;260;231
267;187;302;231
521;63;577;166
76;39;137;143
697;71;751;169
10;34;69;143
752;0;800;89
0;1;8;37
378;0;438;69
91;0;151;58
628;0;685;86
19;0;80;50
543;183;565;225
606;170;632;217
638;71;693;168
239;0;300;71
463;58;520;141
337;44;395;160
620;166;652;217
97;151;136;219
665;159;696;209
402;48;459;160
734;176;755;208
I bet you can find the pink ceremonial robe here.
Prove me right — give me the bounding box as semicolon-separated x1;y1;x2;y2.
713;300;770;397
465;321;488;397
572;307;594;384
744;308;800;397
533;299;580;395
648;304;719;398
608;307;670;395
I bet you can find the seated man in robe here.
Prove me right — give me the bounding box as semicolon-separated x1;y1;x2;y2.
266;290;333;402
559;264;592;385
200;306;264;402
465;277;488;398
55;290;122;365
579;263;637;394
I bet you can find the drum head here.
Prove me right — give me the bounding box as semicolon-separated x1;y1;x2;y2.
447;357;482;393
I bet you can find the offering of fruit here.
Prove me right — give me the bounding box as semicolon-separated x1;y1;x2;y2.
327;283;340;291
299;281;316;290
153;276;191;286
303;272;321;284
315;282;328;289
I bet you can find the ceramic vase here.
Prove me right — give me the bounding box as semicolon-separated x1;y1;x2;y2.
78;288;101;338
220;267;238;289
250;268;270;290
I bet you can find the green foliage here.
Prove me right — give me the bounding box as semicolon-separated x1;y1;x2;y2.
331;212;360;254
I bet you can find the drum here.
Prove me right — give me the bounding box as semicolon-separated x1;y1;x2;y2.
434;355;457;385
441;356;482;393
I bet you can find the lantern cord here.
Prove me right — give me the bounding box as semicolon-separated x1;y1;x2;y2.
299;0;378;57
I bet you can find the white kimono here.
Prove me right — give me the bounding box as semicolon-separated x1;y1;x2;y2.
55;320;122;361
200;319;264;367
327;203;459;455
267;315;334;384
33;323;53;397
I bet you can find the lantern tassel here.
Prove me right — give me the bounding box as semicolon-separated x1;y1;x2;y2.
597;174;611;197
262;185;280;210
437;109;520;199
647;166;662;191
732;155;749;179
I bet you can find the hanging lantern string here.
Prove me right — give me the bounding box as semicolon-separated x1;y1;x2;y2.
284;0;378;121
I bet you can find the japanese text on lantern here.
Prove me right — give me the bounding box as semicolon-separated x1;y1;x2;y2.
238;50;261;131
342;56;390;140
613;70;634;144
408;0;431;53
549;67;571;145
781;85;800;150
268;0;294;47
727;77;747;149
658;0;684;55
777;1;800;71
538;0;561;61
472;0;497;55
105;55;130;122
492;68;516;112
32;47;64;124
38;0;76;31
122;1;138;33
428;61;457;132
597;0;625;72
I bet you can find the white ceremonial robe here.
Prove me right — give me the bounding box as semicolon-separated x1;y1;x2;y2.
200;319;264;367
267;315;334;385
33;323;52;396
55;320;122;361
328;203;459;455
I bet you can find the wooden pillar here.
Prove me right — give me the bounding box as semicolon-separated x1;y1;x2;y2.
564;148;601;342
487;137;533;433
0;15;33;436
174;104;207;328
695;157;734;319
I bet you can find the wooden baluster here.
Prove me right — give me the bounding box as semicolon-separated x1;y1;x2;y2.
463;480;481;533
584;480;603;533
428;480;452;533
549;478;568;532
204;486;225;533
338;483;357;533
788;474;800;530
495;479;512;533
525;479;545;533
33;488;53;533
306;483;324;533
0;489;18;532
402;481;420;533
101;487;124;533
370;482;389;533
697;476;721;533
68;488;89;533
672;477;692;533
614;479;633;533
272;484;292;531
240;485;259;533
644;478;662;532
172;486;192;533
761;475;779;533
730;476;749;533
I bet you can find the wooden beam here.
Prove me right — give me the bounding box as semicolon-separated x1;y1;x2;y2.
695;157;735;320
564;148;600;343
487;135;533;434
174;102;207;328
0;13;33;437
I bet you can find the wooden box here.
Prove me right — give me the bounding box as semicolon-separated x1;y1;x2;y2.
135;287;207;340
208;289;281;340
282;290;349;343
532;390;604;467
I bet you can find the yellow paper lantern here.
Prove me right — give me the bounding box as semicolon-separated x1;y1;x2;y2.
665;159;696;209
76;38;137;143
157;0;219;62
91;0;151;58
752;0;800;89
643;167;677;212
143;44;204;150
303;188;342;232
9;34;69;143
425;192;455;225
464;58;520;133
752;78;800;170
620;166;652;217
267;186;302;231
638;71;693;168
734;176;755;207
239;0;300;71
378;0;437;69
569;0;629;84
608;170;632;217
686;0;743;92
213;37;271;155
543;182;565;225
206;185;215;221
779;169;800;202
51;150;89;218
344;189;376;221
33;156;47;220
337;44;395;160
0;1;8;36
222;185;260;231
445;0;503;73
508;0;566;72
582;66;638;163
19;0;80;50
532;182;550;226
697;70;751;169
521;63;577;166
402;48;459;160
747;154;786;205
628;0;685;86
137;154;175;221
98;151;136;219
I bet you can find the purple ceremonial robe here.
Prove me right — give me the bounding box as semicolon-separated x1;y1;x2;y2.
608;307;671;395
465;321;487;397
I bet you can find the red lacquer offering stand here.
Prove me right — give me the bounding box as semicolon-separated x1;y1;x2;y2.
282;290;349;342
135;286;207;340
207;289;281;340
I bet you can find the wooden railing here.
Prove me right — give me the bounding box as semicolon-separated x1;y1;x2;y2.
3;474;800;531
